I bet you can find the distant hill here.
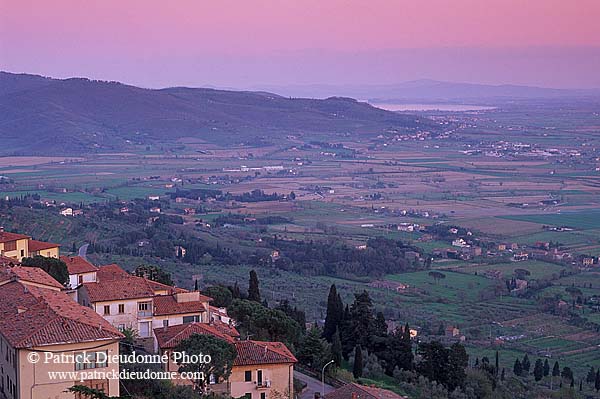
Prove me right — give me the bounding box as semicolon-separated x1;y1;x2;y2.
0;72;434;155
255;79;600;102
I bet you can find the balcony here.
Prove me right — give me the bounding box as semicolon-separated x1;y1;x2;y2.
256;380;271;389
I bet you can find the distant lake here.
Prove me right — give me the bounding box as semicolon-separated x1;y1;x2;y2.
370;103;497;112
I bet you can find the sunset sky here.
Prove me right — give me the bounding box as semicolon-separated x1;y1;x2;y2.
1;0;600;89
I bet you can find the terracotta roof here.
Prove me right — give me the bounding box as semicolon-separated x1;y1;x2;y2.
155;323;294;366
233;340;297;366
324;384;407;399
0;266;64;289
96;264;132;281
28;239;60;252
83;264;196;303
211;319;240;338
61;256;99;275
0;231;30;243
155;322;236;349
82;276;155;302
0;280;123;348
153;295;207;316
0;255;20;267
146;279;188;295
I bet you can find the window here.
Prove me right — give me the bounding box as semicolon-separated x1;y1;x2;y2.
78;275;84;285
103;305;110;315
261;393;266;399
20;249;25;258
183;315;200;324
75;351;108;370
4;241;16;251
139;321;151;337
163;319;169;327
244;370;252;382
118;324;125;331
257;370;263;386
118;304;125;314
138;302;152;317
244;394;251;399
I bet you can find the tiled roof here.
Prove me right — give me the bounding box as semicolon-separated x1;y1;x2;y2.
146;279;187;295
96;264;132;281
0;255;20;267
233;340;297;366
0;231;30;243
84;264;212;307
82;264;154;302
211;319;240;338
155;323;295;366
28;239;60;252
61;256;99;275
83;276;155;302
324;384;407;399
0;266;64;289
155;322;236;349
0;280;123;348
153;295;207;316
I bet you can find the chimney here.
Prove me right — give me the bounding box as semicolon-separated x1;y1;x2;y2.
0;226;4;233
351;393;358;399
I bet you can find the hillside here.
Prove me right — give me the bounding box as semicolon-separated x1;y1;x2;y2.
0;72;435;155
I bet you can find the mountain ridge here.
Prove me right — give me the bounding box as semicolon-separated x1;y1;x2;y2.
0;72;434;155
251;80;600;102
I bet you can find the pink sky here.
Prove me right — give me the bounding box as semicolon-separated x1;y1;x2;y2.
1;0;600;88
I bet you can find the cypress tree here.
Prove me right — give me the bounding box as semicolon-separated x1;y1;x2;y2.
595;369;600;391
231;282;241;298
501;368;505;381
513;358;522;376
533;359;544;381
353;345;363;379
340;304;353;360
562;366;573;382
495;351;499;376
587;366;596;384
543;359;550;377
248;270;261;302
374;311;388;337
552;361;560;377
323;285;343;342
331;328;343;367
522;354;530;374
400;323;414;371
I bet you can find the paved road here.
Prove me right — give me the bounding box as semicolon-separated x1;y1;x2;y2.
78;243;89;259
295;370;334;399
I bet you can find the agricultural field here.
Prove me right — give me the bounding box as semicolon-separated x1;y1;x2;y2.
499;210;600;230
453;260;568;281
3;98;600;387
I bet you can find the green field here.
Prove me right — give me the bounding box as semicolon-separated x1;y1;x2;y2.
500;210;600;230
386;270;495;301
454;260;567;280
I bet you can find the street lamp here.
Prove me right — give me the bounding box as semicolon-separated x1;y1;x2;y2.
322;360;335;396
